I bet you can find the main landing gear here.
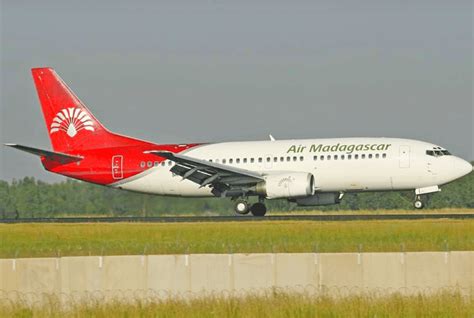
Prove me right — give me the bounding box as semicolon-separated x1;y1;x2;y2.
250;202;267;217
234;199;250;215
234;198;267;216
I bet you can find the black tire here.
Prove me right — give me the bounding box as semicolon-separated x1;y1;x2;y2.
250;203;267;217
234;200;250;215
414;200;424;209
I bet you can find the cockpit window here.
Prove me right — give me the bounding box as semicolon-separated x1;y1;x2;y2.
426;148;452;157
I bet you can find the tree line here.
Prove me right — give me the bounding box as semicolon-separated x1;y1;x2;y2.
0;170;472;218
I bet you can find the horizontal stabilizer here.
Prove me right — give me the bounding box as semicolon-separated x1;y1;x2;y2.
4;143;83;164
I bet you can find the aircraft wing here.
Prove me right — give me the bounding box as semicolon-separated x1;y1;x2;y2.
145;150;264;196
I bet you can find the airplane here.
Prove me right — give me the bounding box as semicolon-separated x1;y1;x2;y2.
5;68;473;216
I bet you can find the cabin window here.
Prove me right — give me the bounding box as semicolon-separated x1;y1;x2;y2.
154;162;159;167
375;154;379;159
250;158;255;163
334;155;338;160
341;155;345;160
348;154;352;160
361;154;366;159
299;156;304;161
236;158;240;164
274;157;278;163
320;155;324;161
327;155;331;160
147;161;153;167
293;156;297;161
229;159;233;164
382;153;386;158
368;154;373;159
258;157;262;163
313;155;318;161
355;154;359;159
222;159;227;164
280;157;284;162
140;161;146;168
243;158;247;163
161;161;166;166
287;156;291;162
266;157;271;162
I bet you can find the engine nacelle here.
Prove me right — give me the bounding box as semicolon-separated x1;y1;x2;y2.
294;192;341;206
255;173;314;199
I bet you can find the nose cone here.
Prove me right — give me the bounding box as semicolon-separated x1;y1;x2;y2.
453;157;473;179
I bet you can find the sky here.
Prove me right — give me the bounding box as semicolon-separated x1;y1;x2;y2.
0;1;472;182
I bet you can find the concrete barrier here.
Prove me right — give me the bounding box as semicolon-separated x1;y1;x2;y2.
148;255;190;294
274;253;318;290
189;254;232;293
60;256;103;294
0;251;472;303
362;252;404;291
405;252;450;292
449;251;474;290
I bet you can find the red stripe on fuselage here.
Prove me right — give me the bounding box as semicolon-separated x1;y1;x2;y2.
41;143;203;185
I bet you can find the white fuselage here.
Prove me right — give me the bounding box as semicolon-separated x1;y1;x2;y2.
115;137;472;198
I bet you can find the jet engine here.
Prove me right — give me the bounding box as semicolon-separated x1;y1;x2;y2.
255;173;314;199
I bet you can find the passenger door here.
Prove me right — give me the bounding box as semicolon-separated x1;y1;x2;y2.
399;146;410;168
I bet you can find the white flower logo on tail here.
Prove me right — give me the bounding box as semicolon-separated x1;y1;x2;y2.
50;107;95;137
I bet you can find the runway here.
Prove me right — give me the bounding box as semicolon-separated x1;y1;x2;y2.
1;213;473;223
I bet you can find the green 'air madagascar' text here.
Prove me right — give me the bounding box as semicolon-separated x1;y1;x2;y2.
287;143;392;154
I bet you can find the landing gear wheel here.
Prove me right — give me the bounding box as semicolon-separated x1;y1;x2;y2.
234;200;250;215
413;194;425;210
250;203;267;217
414;200;424;209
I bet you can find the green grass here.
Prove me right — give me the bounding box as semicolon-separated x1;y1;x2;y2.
268;208;474;215
1;291;472;317
1;219;473;258
51;208;474;217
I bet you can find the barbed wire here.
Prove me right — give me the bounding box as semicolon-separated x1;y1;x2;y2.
0;285;472;308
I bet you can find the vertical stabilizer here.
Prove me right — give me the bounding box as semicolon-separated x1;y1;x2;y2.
31;67;147;152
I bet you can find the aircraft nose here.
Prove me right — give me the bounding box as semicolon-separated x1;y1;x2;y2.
453;157;473;178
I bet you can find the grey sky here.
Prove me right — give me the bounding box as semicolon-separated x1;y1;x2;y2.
1;1;472;182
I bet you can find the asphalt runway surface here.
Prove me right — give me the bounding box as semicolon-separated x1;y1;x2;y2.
1;214;473;223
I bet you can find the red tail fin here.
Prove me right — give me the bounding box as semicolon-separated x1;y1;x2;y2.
32;67;147;152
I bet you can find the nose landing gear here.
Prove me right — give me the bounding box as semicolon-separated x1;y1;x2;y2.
413;195;425;209
414;198;424;209
413;186;439;210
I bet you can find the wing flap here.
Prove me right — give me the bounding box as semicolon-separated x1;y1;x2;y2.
145;150;263;190
148;151;263;178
